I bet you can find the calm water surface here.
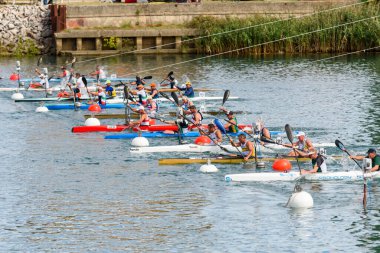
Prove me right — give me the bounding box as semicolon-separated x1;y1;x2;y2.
0;54;379;252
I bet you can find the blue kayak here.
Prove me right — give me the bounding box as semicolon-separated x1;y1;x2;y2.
20;77;134;83
46;103;127;110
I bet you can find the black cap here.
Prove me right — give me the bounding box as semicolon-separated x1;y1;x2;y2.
368;148;376;154
227;111;234;115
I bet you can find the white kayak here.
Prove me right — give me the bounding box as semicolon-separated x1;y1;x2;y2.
130;144;245;154
263;142;336;149
225;171;380;182
106;96;239;104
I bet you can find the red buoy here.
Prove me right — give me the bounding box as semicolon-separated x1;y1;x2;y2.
9;73;19;81
272;159;292;172
194;135;211;145
88;104;101;112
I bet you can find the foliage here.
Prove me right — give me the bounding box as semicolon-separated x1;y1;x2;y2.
186;3;380;54
102;37;118;50
13;38;40;57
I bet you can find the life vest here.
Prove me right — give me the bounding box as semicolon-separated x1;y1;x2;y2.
241;141;254;157
228;117;239;133
140;115;150;126
298;140;310;151
150;90;159;99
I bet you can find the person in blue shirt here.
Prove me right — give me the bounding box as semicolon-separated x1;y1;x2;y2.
176;81;194;98
104;80;116;98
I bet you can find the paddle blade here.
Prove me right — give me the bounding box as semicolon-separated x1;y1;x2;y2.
285;124;294;144
71;57;76;68
143;76;152;80
167;71;174;77
37;56;43;67
171;92;179;106
82;76;87;87
222;90;230;106
214;118;226;134
159;91;170;101
335;139;346;151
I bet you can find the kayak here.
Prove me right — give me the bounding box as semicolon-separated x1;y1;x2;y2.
105;96;239;104
158;156;314;165
17;77;134;83
72;123;253;133
105;131;249;139
45;103;126;110
82;110;246;119
103;129;303;139
0;86;221;92
225;171;379;182
130;144;243;154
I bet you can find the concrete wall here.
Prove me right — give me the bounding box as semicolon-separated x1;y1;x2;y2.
65;1;357;28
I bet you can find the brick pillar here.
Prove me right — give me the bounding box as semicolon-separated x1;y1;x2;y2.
76;38;82;51
136;37;142;50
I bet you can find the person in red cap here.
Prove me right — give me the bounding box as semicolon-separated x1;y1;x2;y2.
351;148;380;172
147;83;159;99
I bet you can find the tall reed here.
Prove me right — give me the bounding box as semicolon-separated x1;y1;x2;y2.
186;2;379;54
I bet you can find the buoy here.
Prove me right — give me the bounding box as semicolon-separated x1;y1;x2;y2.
131;136;149;147
74;102;82;108
11;92;24;100
35;106;49;112
287;185;313;208
272;159;292;172
199;159;219;173
88;104;101;112
9;73;19;80
194;135;211;145
85;117;100;126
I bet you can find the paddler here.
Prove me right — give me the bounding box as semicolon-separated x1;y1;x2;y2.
286;132;315;157
131;75;146;86
129;105;151;127
301;150;327;174
205;123;223;145
230;134;255;161
161;74;177;89
181;96;194;111
220;108;239;133
89;65;106;81
69;72;86;98
350;148;380;172
58;66;70;88
148;83;159;99
146;96;158;117
175;81;194;98
255;120;272;144
34;68;49;89
90;86;106;105
130;84;148;106
104;80;116;98
185;105;203;129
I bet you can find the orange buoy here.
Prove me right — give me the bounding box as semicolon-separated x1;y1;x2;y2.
272;159;292;172
194;135;211;145
88;104;101;112
149;119;156;125
9;73;19;81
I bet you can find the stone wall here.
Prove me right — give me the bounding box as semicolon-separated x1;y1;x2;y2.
0;5;54;55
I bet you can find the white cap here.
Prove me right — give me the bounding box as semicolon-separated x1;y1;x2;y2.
138;105;145;110
296;131;305;137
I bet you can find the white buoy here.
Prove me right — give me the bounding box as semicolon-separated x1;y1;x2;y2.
85;117;100;126
11;92;24;100
199;159;219;173
35;106;49;112
287;185;313;208
131;136;149;147
75;102;82;107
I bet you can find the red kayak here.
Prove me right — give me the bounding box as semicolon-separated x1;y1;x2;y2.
72;124;252;133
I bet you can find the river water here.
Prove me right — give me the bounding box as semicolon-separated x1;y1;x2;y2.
0;53;379;252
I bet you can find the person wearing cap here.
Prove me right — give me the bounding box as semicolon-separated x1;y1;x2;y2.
128;105;151;127
130;84;148;105
301;150;327;174
58;65;70;88
185;105;203;129
89;65;106;81
148;83;159;99
287;131;315;157
255;120;272;143
104;80;116;98
220;107;239;133
350;149;380;172
175;81;194;98
204;123;223;145
68;72;86;99
90;86;106;105
230;134;255;161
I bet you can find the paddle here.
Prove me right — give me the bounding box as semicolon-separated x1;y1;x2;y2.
114;76;153;88
169;91;185;144
168;92;233;154
16;61;21;89
67;58;77;110
222;90;230;107
335;139;367;207
160;71;173;84
82;75;92;100
285;124;302;174
214;118;245;157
